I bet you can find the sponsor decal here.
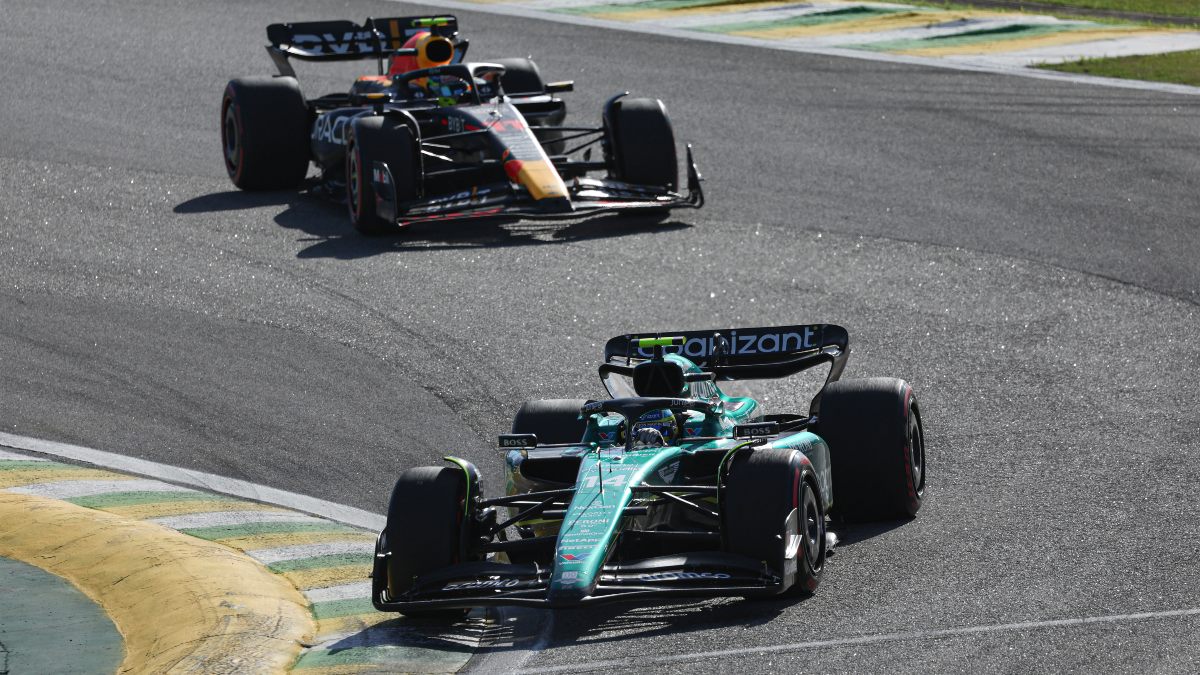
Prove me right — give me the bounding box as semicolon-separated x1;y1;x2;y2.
560;536;603;545
443;578;520;591
734;422;779;438
311;115;349;145
406;186;496;216
372;165;391;186
657;461;679;483
498;434;536;448
684;427;701;437
637;572;732;582
560;553;590;562
561;571;579;581
292;31;378;55
633;328;818;360
598;431;616;443
581;401;605;414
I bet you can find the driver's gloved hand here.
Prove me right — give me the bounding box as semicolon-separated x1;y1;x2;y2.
635;428;666;446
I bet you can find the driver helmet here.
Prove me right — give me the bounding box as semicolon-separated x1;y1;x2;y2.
631;408;678;445
424;76;470;107
388;32;455;75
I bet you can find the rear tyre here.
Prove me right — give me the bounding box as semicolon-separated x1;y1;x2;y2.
346;116;419;235
383;466;472;619
511;399;588;444
606;97;677;190
816;377;926;521
495;57;547;96
723;448;825;596
220;76;310;190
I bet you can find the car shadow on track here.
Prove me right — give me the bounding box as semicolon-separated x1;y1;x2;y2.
174;189;693;260
832;519;912;547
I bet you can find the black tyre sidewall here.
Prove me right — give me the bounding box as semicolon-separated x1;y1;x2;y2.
346;115;418;235
384;466;467;601
221;77;310;190
511;399;589;444
495;58;547;96
723;447;825;595
608;98;677;190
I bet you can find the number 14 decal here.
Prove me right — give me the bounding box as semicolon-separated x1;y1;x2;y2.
580;472;628;489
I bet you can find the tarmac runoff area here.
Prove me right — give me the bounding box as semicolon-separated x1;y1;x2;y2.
0;444;481;674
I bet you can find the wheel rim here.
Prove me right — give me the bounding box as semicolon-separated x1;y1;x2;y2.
802;486;823;570
909;413;925;495
222;100;241;177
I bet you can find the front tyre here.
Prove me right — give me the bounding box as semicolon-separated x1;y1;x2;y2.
817;377;926;521
220;76;310;190
382;466;472;619
723;447;825;596
346;116;419;235
606;97;677;191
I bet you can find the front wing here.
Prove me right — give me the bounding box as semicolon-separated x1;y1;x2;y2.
371;146;704;227
372;550;786;611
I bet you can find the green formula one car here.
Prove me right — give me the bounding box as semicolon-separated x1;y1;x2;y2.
373;324;926;613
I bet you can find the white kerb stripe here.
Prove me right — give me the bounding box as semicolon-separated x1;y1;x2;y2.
250;540;373;565
0;432;384;530
148;510;323;530
0;449;48;461
304;581;373;604
6;479;197;499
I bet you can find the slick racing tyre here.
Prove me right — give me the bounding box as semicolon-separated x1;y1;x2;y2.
495;57;548;96
382;466;473;619
723;447;825;597
606;97;677;191
511;399;589;444
346;115;419;235
221;76;310;190
816;377;926;521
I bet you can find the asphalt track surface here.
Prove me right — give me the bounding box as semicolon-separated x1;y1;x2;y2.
1;0;1199;672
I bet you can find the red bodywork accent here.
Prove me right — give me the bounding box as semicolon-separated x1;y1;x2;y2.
504;160;523;182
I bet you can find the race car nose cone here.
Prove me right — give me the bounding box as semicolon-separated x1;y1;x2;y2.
539;196;573;214
546;582;589;607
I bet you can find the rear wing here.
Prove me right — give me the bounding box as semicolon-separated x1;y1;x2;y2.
265;15;462;76
603;324;850;382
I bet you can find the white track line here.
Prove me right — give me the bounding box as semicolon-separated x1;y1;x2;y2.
400;0;1200;96
513;606;1200;673
0;449;48;461
0;432;384;530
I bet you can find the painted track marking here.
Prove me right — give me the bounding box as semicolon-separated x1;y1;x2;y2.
513;606;1200;673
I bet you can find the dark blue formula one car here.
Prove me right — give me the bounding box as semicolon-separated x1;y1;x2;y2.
220;15;702;234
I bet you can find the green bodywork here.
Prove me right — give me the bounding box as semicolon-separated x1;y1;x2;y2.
503;354;834;603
